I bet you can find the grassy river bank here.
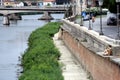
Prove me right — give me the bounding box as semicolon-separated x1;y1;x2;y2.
19;22;64;80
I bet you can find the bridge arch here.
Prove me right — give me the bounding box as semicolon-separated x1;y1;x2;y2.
0;7;67;25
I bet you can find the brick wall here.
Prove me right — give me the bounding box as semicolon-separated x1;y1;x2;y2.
60;29;120;80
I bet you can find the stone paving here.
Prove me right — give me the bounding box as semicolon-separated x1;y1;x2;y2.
53;33;90;80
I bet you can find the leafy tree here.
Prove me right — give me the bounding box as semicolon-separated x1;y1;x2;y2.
103;0;120;13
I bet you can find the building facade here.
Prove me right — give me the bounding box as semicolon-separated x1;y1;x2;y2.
43;0;55;6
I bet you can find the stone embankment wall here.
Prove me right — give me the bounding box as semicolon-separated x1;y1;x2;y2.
59;19;120;80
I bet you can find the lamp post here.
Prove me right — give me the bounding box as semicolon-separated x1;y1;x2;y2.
73;1;76;16
66;2;69;18
63;3;65;10
80;0;83;26
88;0;92;30
98;0;104;35
116;0;120;39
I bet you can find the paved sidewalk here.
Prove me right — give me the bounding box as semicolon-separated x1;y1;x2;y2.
53;33;90;80
76;15;119;39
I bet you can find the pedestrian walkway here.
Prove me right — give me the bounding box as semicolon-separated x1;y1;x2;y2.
53;33;90;80
76;15;119;39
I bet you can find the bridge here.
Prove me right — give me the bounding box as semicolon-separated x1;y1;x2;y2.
0;6;68;25
0;7;66;15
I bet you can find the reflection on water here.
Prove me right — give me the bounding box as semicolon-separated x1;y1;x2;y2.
0;13;64;80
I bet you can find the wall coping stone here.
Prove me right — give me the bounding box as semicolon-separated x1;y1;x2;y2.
61;19;120;55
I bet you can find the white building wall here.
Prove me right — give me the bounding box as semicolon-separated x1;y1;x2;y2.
43;2;53;6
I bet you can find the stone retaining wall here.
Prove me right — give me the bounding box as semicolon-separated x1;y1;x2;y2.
59;19;120;80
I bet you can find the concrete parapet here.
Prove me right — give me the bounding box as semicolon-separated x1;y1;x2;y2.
60;19;120;80
61;19;120;56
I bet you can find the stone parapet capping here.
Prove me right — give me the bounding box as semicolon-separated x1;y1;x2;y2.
96;52;120;67
61;19;120;56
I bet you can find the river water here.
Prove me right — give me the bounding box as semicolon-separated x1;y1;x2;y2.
0;13;64;80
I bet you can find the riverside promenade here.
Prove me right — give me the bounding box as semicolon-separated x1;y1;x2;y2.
81;15;118;39
60;13;120;80
53;33;90;80
59;14;120;80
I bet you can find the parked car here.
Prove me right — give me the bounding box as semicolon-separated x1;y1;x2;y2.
107;12;117;25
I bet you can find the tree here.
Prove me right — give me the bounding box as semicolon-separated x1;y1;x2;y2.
103;0;120;13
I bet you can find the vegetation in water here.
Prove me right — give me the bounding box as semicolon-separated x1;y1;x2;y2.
19;22;64;80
